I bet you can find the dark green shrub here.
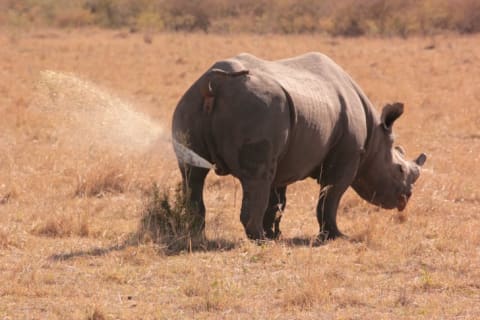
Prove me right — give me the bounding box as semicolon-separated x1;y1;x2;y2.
139;183;204;254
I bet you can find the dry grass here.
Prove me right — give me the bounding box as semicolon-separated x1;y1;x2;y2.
0;29;479;319
0;229;11;249
137;183;205;254
31;213;90;238
86;307;107;320
74;158;130;198
3;0;480;36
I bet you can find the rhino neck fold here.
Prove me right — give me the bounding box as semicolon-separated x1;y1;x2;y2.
355;88;379;171
351;88;383;204
276;83;298;162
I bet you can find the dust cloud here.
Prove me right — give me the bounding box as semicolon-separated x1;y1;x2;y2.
32;70;212;168
35;70;164;154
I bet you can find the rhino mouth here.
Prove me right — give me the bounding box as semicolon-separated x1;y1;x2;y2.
397;194;409;211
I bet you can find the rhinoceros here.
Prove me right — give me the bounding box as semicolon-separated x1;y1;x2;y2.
172;52;426;241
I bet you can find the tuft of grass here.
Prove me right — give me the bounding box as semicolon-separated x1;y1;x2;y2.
0;191;15;205
283;286;317;311
77;214;90;237
31;214;90;238
393;211;409;224
75;162;128;198
0;229;11;249
349;214;380;248
31;219;65;237
281;273;331;312
417;268;438;291
86;306;106;320
395;287;411;307
183;280;230;312
102;267;131;285
138;183;205;254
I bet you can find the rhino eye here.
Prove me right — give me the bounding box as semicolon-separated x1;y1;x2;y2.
398;165;405;174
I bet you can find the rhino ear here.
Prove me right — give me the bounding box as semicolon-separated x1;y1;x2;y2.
381;102;404;131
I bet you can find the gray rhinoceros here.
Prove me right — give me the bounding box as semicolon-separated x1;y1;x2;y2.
172;52;426;241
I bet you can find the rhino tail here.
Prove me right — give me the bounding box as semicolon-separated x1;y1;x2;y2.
200;68;249;114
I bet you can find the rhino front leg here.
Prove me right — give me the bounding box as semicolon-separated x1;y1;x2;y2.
316;156;360;241
240;180;271;240
316;185;347;240
263;186;287;239
179;164;209;233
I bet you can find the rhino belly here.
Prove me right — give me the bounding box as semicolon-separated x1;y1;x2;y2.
273;134;330;186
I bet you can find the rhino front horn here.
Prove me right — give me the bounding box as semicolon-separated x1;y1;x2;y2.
415;153;427;166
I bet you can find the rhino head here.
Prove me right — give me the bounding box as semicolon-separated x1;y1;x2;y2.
353;102;427;211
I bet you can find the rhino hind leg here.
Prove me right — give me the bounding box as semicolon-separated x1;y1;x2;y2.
240;180;271;240
263;186;287;239
179;164;209;234
238;140;277;241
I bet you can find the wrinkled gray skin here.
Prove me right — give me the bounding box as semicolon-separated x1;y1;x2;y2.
172;52;427;241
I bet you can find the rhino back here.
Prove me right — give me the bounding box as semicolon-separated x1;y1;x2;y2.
233;53;371;185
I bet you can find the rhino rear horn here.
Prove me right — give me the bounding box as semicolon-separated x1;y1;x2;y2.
415;153;427;166
381;102;404;131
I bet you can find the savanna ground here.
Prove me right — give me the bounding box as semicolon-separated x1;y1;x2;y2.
0;28;479;319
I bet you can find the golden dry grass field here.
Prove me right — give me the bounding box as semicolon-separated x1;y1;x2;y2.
0;29;479;319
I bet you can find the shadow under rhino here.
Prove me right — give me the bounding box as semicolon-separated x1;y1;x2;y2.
49;235;237;261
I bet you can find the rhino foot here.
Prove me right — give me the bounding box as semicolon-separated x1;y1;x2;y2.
245;229;266;241
317;230;347;243
264;228;282;240
264;228;275;239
